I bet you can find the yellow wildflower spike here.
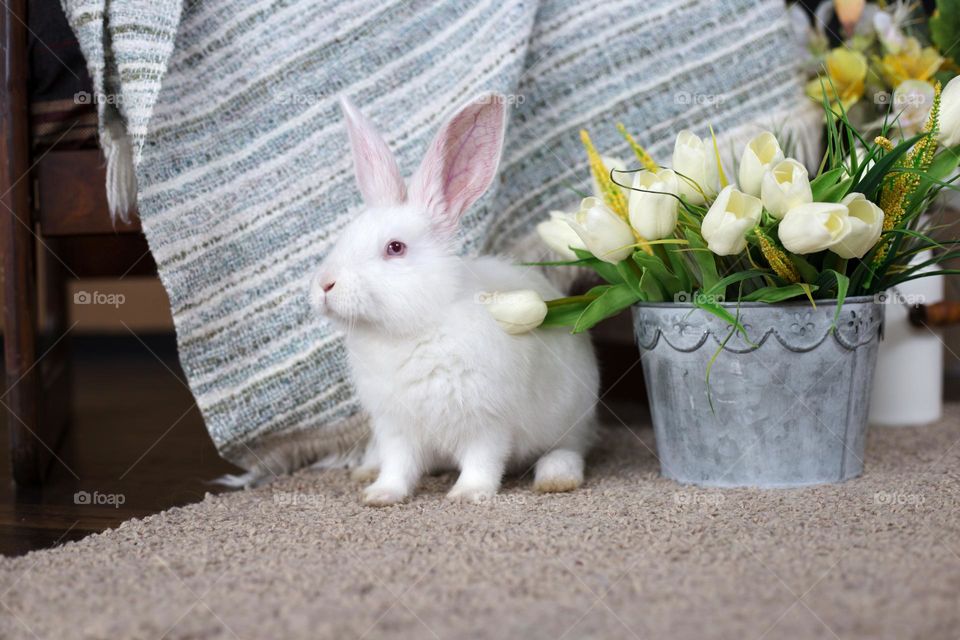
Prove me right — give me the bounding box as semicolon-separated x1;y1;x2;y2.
580;129;653;256
911;80;941;170
874;136;894;152
757;228;800;284
709;125;729;189
580;129;629;217
872;81;941;268
615;123;659;172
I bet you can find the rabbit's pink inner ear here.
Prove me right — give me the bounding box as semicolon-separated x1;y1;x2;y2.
408;93;506;235
340;96;407;207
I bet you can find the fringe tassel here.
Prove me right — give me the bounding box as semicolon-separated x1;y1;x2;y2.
102;119;138;223
213;413;371;488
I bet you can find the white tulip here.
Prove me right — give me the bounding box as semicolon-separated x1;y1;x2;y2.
778;202;852;255
592;155;629;198
482;290;548;335
672;130;720;205
568;197;636;264
536;211;586;260
738;132;784;197
700;185;762;256
831;193;884;259
760;159;812;219
628;168;680;240
938;75;960;148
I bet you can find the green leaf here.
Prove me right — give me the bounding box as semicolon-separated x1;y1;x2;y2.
572;284;641;333
616;261;646;298
885;269;960;288
810;167;846;201
519;257;594;267
638;268;665;301
931;0;960;67
665;243;693;291
818;269;850;327
817;176;855;203
789;253;819;282
542;301;590;328
692;297;754;346
742;283;819;303
852;133;925;199
683;229;720;291
909;144;960;208
704;269;769;297
633;251;682;296
572;248;623;285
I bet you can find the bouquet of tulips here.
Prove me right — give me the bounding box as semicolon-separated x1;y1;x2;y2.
505;79;960;336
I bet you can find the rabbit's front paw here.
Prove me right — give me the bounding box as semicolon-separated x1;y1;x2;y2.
362;483;408;507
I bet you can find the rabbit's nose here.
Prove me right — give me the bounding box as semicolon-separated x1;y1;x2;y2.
322;280;336;293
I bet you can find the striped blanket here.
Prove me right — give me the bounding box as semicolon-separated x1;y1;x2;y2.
63;0;820;480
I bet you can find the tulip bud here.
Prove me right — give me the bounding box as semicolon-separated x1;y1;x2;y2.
834;0;865;35
700;185;763;256
672;130;720;205
738;132;784;197
628;168;680;240
938;75;960;148
778;202;852;255
568;197;636;264
482;290;548;335
760;159;812;219
830;193;884;259
536;211;586;260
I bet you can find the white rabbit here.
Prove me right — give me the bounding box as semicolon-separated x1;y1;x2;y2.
310;92;599;506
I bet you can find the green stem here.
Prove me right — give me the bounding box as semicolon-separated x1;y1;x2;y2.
546;294;599;308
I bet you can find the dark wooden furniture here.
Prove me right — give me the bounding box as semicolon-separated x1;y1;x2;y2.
2;0;154;485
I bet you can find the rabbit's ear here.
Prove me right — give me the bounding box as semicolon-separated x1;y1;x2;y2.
339;96;406;207
408;93;506;235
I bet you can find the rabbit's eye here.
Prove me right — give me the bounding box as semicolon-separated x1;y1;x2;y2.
385;240;406;258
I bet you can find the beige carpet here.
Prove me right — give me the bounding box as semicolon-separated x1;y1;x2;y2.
3;407;960;640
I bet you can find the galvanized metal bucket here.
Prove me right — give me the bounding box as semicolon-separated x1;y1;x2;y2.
632;296;883;488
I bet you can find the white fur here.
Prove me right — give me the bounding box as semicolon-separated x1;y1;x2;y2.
312;93;599;505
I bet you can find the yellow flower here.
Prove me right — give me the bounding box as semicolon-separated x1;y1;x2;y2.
877;37;943;87
806;48;868;110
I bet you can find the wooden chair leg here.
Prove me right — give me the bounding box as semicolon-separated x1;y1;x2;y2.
38;239;72;464
1;0;66;485
3;224;46;485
